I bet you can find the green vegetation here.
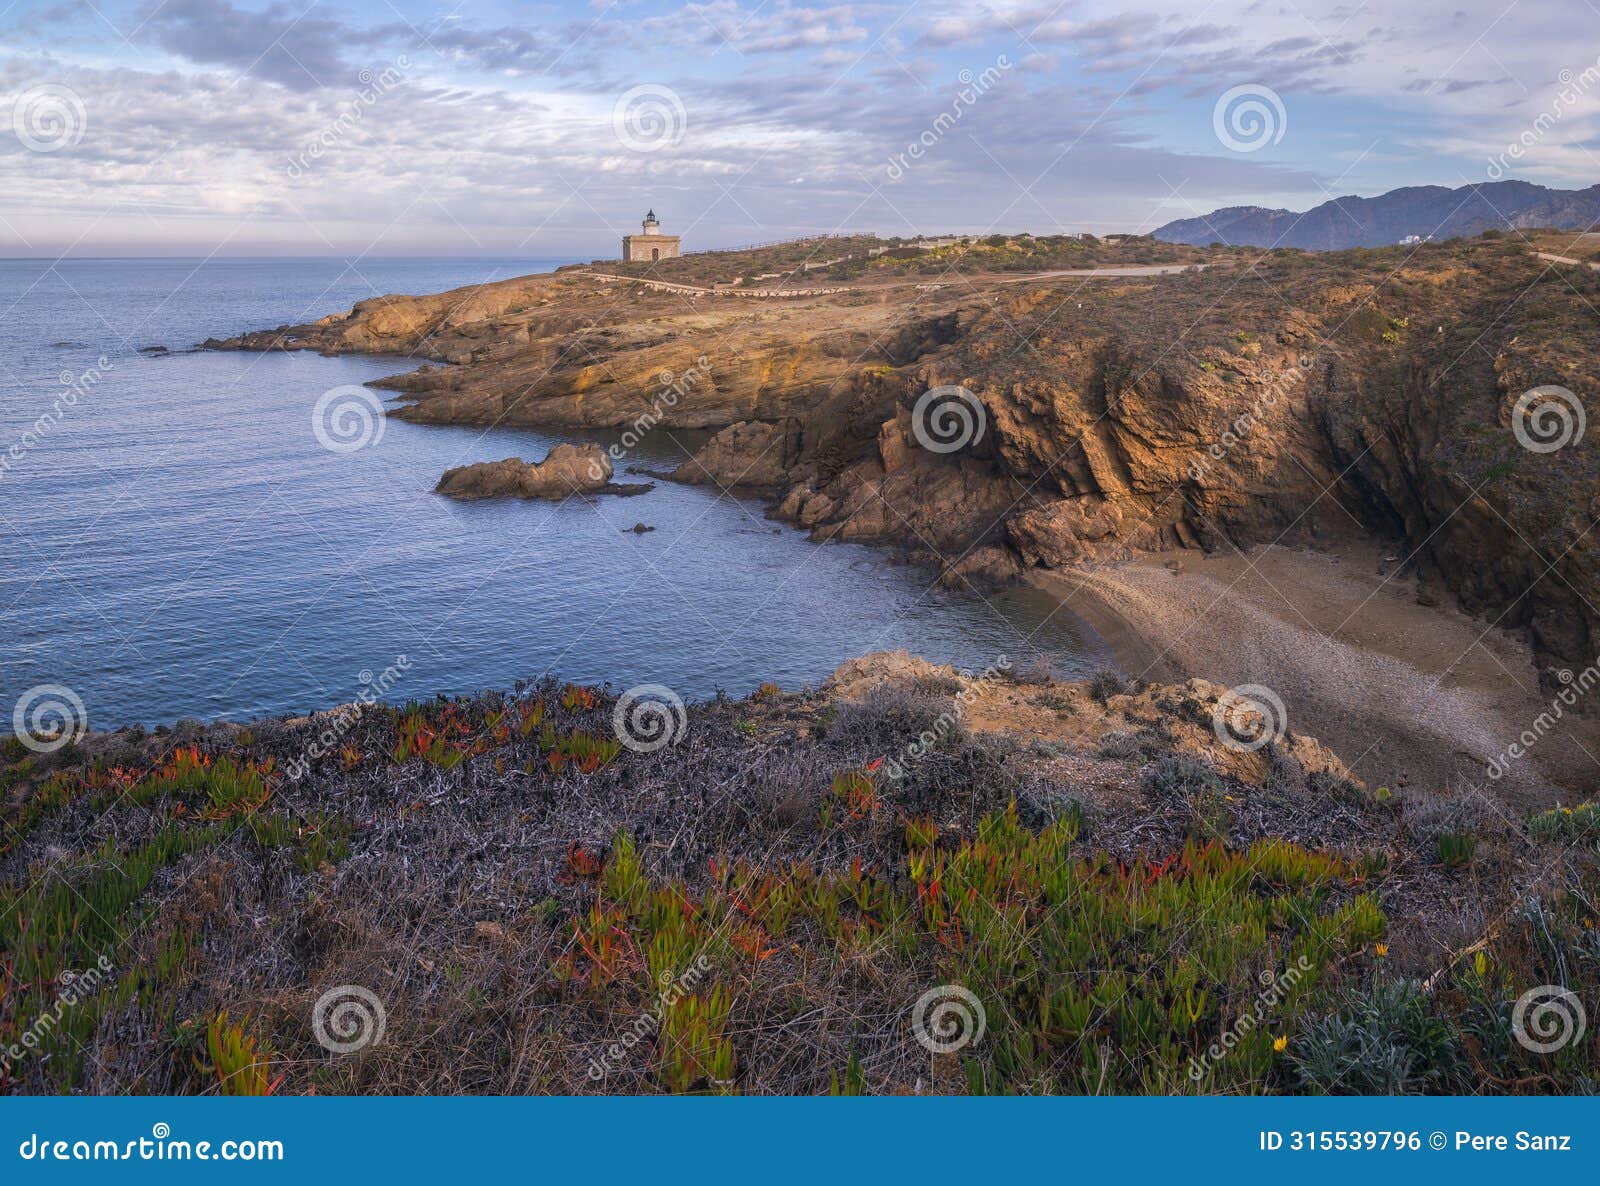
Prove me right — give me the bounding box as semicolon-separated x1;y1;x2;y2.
1529;802;1600;843
5;675;1598;1095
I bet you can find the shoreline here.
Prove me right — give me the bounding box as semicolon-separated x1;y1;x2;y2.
1034;541;1599;805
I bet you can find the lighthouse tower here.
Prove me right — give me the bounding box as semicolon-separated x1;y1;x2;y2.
621;210;682;263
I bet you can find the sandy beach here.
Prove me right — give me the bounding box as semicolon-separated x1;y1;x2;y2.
1036;541;1600;807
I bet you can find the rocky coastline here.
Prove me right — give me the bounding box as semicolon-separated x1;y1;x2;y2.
200;233;1600;798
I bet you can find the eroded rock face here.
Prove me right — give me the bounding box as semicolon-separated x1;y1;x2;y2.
672;419;800;488
435;444;612;500
207;241;1600;675
824;650;1357;788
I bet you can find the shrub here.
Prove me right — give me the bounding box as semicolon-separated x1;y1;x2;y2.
1402;787;1496;844
1141;756;1229;840
1436;831;1477;868
1096;731;1140;760
1528;802;1600;843
1088;667;1132;704
1305;769;1364;802
825;683;959;751
1291;980;1466;1094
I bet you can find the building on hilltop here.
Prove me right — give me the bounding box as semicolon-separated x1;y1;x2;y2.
621;210;681;263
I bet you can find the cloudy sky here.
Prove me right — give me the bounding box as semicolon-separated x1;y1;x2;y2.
1;0;1597;256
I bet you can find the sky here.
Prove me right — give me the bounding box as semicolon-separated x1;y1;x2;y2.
1;0;1598;256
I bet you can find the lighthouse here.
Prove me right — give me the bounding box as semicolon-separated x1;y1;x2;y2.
621;210;682;263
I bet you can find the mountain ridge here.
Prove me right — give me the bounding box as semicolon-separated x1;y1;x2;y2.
1154;180;1600;249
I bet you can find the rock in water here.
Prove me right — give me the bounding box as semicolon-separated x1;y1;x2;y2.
435;443;612;500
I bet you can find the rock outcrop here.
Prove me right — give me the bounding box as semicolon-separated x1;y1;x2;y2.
208;234;1600;680
672;419;800;488
435;443;622;500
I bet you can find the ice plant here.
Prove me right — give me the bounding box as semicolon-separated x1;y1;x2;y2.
197;1012;281;1096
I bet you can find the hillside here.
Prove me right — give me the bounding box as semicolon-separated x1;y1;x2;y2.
1154;181;1600;249
206;231;1600;707
5;653;1599;1094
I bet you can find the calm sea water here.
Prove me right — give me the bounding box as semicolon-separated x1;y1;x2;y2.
0;257;1107;730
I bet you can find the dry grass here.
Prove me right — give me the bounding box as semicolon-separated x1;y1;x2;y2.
2;671;1597;1095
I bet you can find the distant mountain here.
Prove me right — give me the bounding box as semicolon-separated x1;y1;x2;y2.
1153;181;1600;250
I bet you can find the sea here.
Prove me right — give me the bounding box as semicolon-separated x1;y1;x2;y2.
0;256;1107;730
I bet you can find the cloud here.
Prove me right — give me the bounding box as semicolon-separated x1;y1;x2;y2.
0;0;1594;254
138;0;360;89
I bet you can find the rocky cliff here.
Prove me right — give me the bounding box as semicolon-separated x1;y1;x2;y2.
208;234;1600;681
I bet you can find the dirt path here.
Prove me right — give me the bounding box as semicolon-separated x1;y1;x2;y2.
1034;542;1600;808
996;263;1209;280
578;262;1208;299
1534;251;1600;271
